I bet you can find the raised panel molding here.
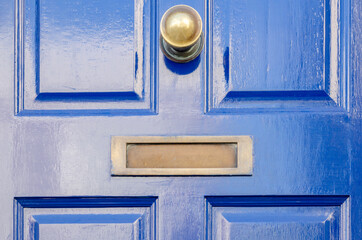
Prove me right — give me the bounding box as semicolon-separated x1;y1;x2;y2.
14;197;157;240
205;0;351;113
15;0;157;116
205;196;350;240
30;214;143;240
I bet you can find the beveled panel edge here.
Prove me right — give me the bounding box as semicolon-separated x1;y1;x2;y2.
204;0;351;114
204;195;350;240
14;0;158;116
13;196;158;240
111;136;253;176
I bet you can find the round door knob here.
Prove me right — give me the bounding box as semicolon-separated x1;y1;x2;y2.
160;5;204;63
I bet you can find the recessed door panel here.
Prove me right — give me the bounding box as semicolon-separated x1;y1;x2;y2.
14;197;157;240
206;196;350;240
206;0;350;112
16;0;157;115
31;214;142;240
38;0;136;94
217;211;336;240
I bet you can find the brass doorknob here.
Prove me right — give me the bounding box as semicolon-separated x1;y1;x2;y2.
160;5;204;63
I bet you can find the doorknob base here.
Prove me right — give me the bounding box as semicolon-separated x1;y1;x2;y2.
160;34;204;63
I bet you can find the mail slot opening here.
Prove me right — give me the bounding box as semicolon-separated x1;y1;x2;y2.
126;143;237;168
111;136;253;176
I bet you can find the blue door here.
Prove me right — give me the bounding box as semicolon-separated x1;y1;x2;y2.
0;0;361;239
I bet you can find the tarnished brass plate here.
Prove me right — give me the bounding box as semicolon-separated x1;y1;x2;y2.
111;136;253;176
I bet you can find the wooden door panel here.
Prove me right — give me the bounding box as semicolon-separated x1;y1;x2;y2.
206;0;350;112
206;196;349;240
14;197;157;240
16;0;157;115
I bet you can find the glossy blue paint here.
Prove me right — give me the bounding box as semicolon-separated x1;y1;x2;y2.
206;0;351;113
14;197;157;240
15;0;158;115
206;196;350;239
0;0;361;239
